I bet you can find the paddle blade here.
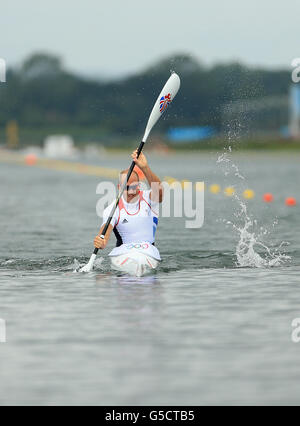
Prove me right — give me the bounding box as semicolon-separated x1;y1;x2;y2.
142;72;180;142
79;253;97;272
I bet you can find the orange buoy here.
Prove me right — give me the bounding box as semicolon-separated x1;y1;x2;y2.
263;193;274;203
25;153;37;166
285;197;297;207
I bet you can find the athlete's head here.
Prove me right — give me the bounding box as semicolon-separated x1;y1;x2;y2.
118;169;140;201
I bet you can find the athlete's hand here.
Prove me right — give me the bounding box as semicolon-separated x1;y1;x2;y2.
131;149;148;170
94;235;107;249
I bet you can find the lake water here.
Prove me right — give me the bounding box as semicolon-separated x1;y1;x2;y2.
0;150;299;405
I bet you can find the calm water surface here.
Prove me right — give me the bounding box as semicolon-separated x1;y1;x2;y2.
0;151;299;405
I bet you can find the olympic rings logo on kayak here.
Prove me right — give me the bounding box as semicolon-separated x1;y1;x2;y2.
126;243;149;250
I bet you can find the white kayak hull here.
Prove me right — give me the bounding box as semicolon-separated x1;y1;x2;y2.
110;248;159;277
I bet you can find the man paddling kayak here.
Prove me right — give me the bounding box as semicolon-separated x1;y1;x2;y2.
94;149;163;275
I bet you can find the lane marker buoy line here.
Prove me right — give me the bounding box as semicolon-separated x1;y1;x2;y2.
0;150;297;206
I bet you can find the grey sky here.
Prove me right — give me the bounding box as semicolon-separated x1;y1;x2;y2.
0;0;299;78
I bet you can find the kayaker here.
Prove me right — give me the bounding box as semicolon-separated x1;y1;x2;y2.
94;149;163;256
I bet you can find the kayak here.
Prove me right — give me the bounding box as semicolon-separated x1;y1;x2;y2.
110;250;159;277
109;242;160;277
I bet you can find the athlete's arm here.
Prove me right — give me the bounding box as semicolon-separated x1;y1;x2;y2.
94;224;114;249
131;149;163;203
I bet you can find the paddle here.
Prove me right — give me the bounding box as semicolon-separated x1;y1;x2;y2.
79;72;181;272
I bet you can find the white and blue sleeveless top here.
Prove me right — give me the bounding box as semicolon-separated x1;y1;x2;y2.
101;190;160;259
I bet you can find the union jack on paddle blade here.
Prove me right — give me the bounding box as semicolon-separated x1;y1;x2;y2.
159;93;172;113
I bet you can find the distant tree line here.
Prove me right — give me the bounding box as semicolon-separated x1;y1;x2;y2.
0;52;290;145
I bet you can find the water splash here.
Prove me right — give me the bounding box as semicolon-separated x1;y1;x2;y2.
217;148;245;180
218;149;291;268
94;257;104;270
72;257;104;273
227;201;290;268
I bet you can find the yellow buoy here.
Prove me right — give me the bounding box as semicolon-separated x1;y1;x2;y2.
210;184;221;194
224;186;235;197
164;176;177;186
243;189;255;199
195;182;205;192
181;179;190;189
